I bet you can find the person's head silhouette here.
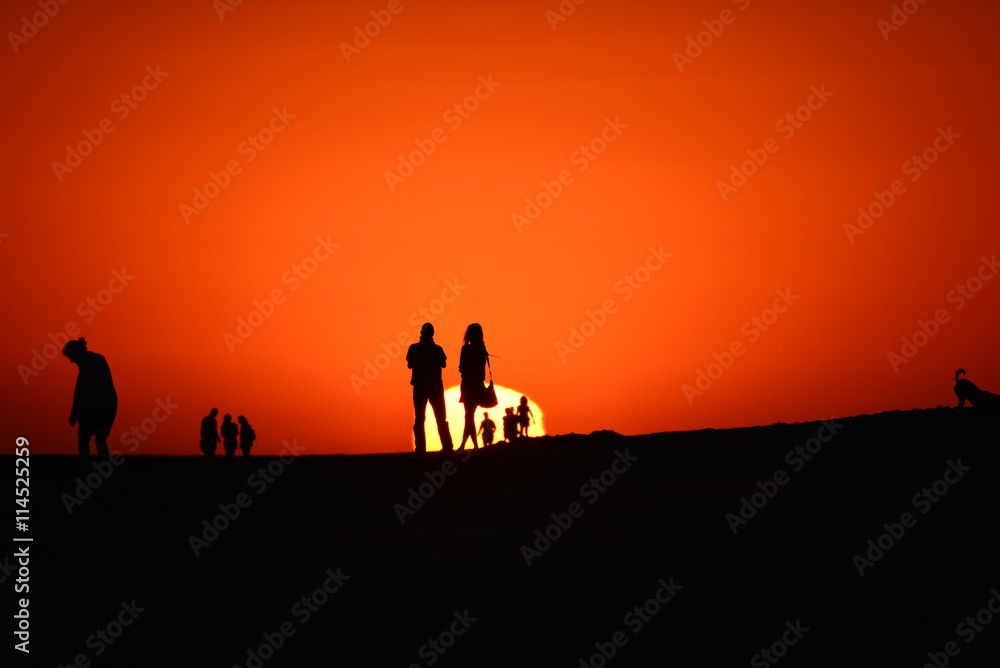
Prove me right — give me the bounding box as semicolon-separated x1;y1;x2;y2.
420;322;434;338
62;337;88;363
463;323;483;345
210;408;219;418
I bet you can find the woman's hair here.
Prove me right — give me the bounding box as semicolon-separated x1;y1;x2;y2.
462;323;484;345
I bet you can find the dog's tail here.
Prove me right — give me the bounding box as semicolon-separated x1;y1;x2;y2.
955;368;966;383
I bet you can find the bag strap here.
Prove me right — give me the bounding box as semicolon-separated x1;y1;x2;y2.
486;349;493;382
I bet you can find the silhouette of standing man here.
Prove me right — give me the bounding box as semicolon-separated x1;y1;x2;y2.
63;337;117;460
200;408;221;457
406;322;453;453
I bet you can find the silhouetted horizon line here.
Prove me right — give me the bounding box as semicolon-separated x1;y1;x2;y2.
13;405;975;457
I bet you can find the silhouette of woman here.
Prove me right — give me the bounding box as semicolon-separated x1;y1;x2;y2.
221;414;238;457
517;396;534;437
238;416;256;456
458;323;488;450
62;337;117;459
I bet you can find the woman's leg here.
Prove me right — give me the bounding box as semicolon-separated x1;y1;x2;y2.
467;405;478;448
458;405;468;449
460;404;478;449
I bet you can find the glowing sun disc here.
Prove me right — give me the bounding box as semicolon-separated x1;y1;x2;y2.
416;385;544;451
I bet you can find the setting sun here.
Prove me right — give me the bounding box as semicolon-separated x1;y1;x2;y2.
420;384;545;452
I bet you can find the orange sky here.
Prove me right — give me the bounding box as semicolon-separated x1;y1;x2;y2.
3;0;999;455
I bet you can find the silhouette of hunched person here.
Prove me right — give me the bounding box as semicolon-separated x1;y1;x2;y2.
478;412;496;447
238;416;256;456
200;408;221;457
458;323;488;450
502;407;518;443
62;337;117;459
517;396;534;437
221;414;238;457
406;322;453;453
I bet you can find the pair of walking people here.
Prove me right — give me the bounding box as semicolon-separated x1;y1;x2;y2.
406;322;491;453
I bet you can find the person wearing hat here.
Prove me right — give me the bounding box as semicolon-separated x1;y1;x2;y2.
62;337;118;459
405;322;453;453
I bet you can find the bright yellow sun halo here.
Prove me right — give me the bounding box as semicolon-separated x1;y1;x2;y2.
418;385;544;452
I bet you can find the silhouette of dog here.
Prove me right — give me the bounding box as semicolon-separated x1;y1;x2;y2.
954;369;1000;408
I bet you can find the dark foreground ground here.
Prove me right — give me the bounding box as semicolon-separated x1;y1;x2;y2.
8;408;1000;667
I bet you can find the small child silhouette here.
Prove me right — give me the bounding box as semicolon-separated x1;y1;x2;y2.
478;412;496;447
502;407;518;443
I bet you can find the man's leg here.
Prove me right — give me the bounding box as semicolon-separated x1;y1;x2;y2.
428;389;453;452
95;435;110;460
413;388;428;454
77;427;91;459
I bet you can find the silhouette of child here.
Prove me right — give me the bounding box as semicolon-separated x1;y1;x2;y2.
517;396;534;437
502;407;518;443
221;414;238;457
478;413;496;447
238;416;256;456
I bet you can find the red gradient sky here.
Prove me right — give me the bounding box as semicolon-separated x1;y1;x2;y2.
3;0;998;455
